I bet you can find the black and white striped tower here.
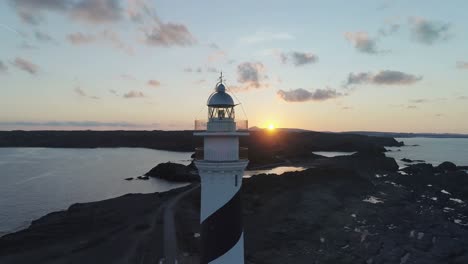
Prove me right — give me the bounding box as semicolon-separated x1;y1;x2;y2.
194;74;249;264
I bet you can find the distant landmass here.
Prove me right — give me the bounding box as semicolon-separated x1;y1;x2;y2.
249;127;468;138
343;131;468;138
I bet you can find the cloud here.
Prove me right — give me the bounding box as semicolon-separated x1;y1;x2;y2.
409;17;450;45
409;99;427;103
67;32;95;44
378;23;400;37
277;88;341;102
344;32;380;54
0;61;7;73
18;41;37;50
231;62;270;91
280;51;318;66
147;79;160;87
207;50;227;62
74;87;99;99
67;30;133;54
407;105;417;109
34;30;54;42
8;0;70;24
456;61;468;69
109;89;118;95
458;96;468;100
123;90;146;98
209;43;219;49
69;0;122;24
9;0;123;25
345;70;422;86
120;74;136;80
239;32;293;44
144;22;196;47
11;57;39;74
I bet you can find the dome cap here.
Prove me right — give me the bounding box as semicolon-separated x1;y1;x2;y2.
207;73;235;107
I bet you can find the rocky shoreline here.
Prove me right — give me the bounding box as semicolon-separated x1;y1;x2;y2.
1;138;467;263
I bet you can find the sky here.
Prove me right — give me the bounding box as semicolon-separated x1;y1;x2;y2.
0;0;467;133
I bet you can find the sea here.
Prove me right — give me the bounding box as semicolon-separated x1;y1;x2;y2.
1;137;467;235
386;137;468;168
0;148;192;236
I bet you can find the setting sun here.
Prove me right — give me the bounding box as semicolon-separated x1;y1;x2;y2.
268;123;275;130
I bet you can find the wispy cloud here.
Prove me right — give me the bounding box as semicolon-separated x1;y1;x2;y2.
120;74;136;80
277;88;341;102
70;0;122;24
344;31;380;54
11;57;39;75
67;30;133;54
345;70;422;86
207;50;227;63
280;51;318;66
34;30;55;43
74;87;99;99
409;99;427;103
123;90;146;98
8;0;69;25
409;17;450;45
9;0;123;25
67;32;95;44
458;96;468;100
456;61;468;69
147;79;160;87
239;32;293;44
0;61;7;73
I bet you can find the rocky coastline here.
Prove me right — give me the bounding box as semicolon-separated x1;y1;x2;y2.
1;134;467;263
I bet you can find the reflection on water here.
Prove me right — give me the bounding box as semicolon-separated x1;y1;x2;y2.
0;148;193;235
312;151;356;157
244;166;306;178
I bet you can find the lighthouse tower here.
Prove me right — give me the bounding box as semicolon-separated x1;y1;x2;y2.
194;74;249;264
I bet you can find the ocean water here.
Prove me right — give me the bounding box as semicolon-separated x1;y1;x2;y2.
0;148;192;235
386;137;468;168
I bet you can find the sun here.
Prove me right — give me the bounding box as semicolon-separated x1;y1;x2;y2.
268;123;275;131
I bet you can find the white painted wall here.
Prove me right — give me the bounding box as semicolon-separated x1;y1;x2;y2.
204;137;239;161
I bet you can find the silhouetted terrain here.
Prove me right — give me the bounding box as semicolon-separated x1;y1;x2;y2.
0;130;402;167
344;131;468;138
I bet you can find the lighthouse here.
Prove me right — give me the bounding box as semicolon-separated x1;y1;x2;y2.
194;74;249;264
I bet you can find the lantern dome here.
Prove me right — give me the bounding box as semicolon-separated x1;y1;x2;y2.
207;83;235;107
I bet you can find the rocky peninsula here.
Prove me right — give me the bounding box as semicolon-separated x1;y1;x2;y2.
1;131;467;263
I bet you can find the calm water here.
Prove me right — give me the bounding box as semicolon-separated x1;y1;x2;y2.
244;166;306;177
312;151;356;157
386;137;468;168
0;148;192;235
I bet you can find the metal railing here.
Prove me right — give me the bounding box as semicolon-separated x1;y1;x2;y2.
194;147;248;161
194;119;248;131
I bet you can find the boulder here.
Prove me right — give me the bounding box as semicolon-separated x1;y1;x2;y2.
436;161;457;172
